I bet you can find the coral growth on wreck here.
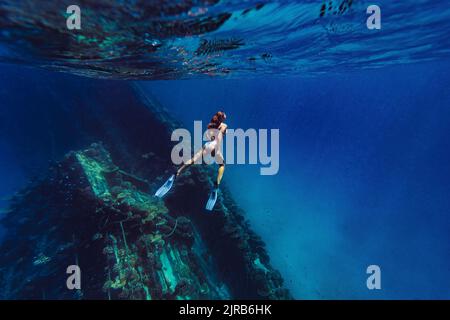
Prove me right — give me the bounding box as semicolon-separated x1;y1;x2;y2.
0;142;291;299
0;94;291;300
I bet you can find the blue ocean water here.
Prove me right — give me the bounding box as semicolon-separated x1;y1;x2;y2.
1;0;450;299
140;60;450;299
1;1;450;79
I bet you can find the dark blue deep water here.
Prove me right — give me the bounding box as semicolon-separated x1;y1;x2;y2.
141;61;450;299
1;60;450;299
1;0;450;299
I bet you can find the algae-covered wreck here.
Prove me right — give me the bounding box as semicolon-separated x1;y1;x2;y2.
0;83;291;300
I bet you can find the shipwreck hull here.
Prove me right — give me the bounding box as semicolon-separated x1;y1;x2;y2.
0;82;290;300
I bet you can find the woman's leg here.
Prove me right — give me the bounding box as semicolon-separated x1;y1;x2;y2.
216;164;225;186
215;152;225;187
176;148;204;177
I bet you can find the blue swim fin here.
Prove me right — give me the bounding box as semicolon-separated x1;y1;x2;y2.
205;187;219;211
155;174;175;198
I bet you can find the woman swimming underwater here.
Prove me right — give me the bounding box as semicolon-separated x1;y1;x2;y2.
154;111;228;211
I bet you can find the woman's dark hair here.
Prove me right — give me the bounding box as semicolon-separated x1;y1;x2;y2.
207;111;226;129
